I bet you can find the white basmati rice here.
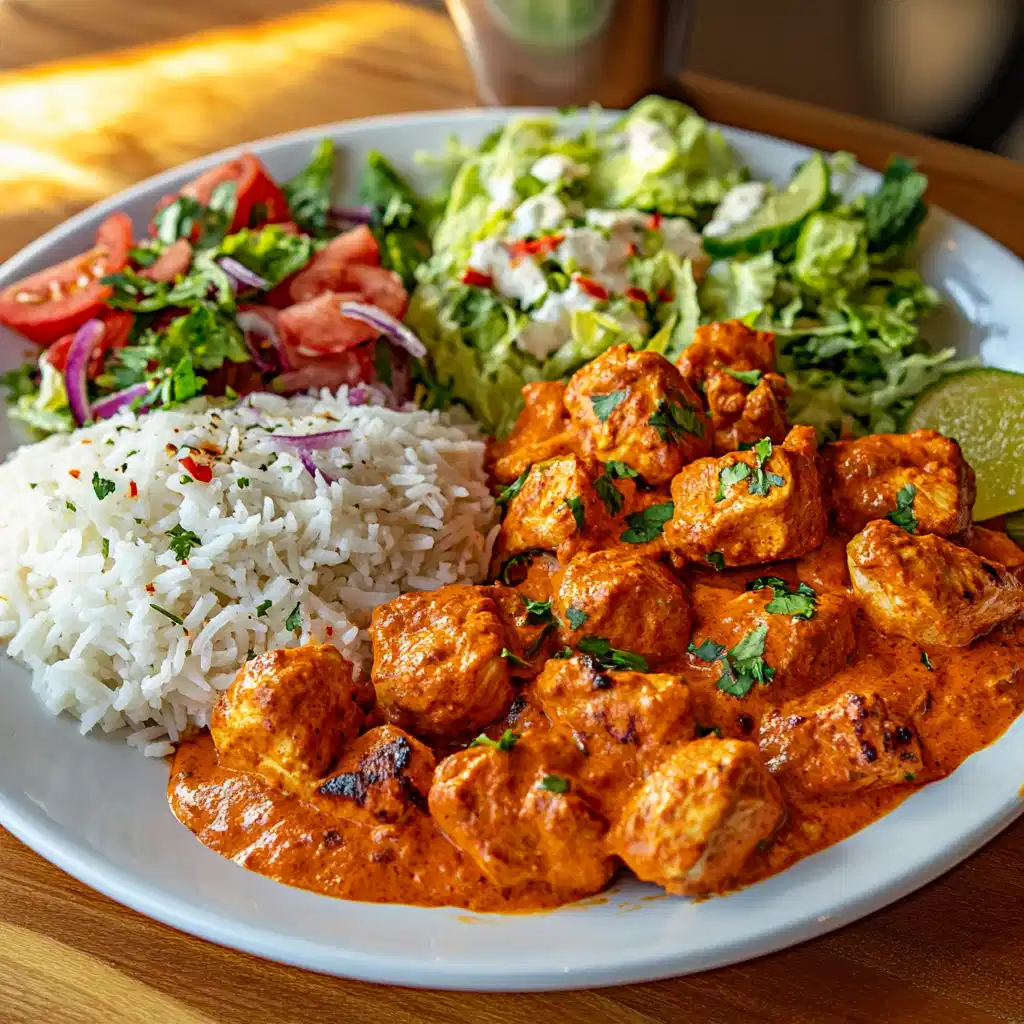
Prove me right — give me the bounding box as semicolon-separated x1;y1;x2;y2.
0;388;498;752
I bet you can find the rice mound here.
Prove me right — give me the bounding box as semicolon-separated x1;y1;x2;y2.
0;389;498;756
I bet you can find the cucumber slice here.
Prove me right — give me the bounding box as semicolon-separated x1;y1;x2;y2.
703;153;829;258
904;367;1024;521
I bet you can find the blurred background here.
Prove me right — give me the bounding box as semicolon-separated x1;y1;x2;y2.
0;0;1021;257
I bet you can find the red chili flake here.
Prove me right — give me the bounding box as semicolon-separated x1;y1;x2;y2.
625;241;638;258
180;456;213;483
507;234;564;263
128;480;138;498
325;625;334;637
68;469;81;480
461;268;494;289
574;275;610;300
625;287;650;304
657;287;674;303
145;583;155;594
649;212;663;230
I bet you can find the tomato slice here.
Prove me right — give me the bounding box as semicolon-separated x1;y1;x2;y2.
43;311;134;377
278;291;381;356
273;347;376;395
286;225;381;303
181;153;291;232
0;213;133;345
142;239;193;283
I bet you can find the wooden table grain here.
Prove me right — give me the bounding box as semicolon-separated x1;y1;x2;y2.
1;4;1023;1021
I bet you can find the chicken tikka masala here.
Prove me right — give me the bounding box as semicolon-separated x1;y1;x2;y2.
170;321;1024;912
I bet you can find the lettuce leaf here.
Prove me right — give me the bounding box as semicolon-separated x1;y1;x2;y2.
282;138;336;237
792;213;869;295
219;226;314;288
634;251;700;360
542;309;645;381
700;251;777;323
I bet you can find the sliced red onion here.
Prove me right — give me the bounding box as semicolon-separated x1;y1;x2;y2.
237;310;289;373
329;204;372;224
298;449;335;483
64;319;105;426
338;301;426;359
219;257;269;292
270;429;352;452
91;381;153;420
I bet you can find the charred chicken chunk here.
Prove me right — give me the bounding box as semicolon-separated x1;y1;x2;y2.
847;520;1024;647
664;426;827;567
534;655;694;796
704;369;792;456
676;320;779;387
564;343;711;484
610;737;783;896
821;430;975;536
429;736;615;895
759;691;924;795
966;526;1024;568
497;454;608;562
554;549;692;665
211;644;364;786
490;381;578;484
313;725;436;825
370;585;513;742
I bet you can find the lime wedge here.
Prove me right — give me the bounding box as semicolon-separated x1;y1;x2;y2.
703;153;829;258
904;368;1024;521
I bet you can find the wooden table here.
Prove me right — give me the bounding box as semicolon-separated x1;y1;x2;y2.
2;4;1024;1022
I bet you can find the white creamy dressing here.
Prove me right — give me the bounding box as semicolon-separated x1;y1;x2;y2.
516;281;598;360
507;194;569;240
467;238;549;307
530;153;587;183
623;118;676;171
704;182;768;238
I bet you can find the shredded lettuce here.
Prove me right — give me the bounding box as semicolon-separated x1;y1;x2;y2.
700;251;777;323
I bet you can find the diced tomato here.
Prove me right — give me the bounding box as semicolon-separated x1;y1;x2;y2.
461;268;494;288
275;221;301;235
343;265;407;320
625;241;638;258
278;291;384;357
180;153;291;232
179;456;213;483
272;347;376;395
574;275;610;300
656;287;674;303
129;480;138;498
625;286;650;304
649;212;663;230
0;213;133;345
285;226;381;303
507;234;563;262
42;310;134;377
142;239;193;283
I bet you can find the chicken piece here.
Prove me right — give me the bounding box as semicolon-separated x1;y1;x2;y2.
688;583;857;703
370;585;513;742
759;691;924;796
966;526;1024;568
796;534;852;592
848;519;1024;647
497;454;608;562
821;430;975;537
312;725;436;825
553;549;692;665
564;343;711;485
610;737;783;896
675;320;778;387
429;735;615;895
211;644;364;787
490;381;579;484
704;369;792;456
534;655;694;799
664;425;827;567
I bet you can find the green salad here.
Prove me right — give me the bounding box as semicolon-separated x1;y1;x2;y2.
402;96;963;438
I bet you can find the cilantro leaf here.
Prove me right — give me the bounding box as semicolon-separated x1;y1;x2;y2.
102;538;110;558
566;606;588;630
166;524;202;562
563;495;586;532
519;595;553;622
590;389;628;423
604;460;639;479
285;603;303;632
150;603;184;626
470;729;519;751
540;774;570;793
747;577;818;620
552;646;574;659
91;472;116;500
283;139;336;236
219;226;315;289
688;638;726;662
864;155;928;253
577;635;649;671
498;549;543;586
705;551;725;571
921;650;933;671
256;600;272;617
497;467;530;506
594;472;624;516
887;483;918;533
501;647;530;667
695;723;723;739
620;500;674;544
648;392;704;443
725;368;763;387
152;195;204;246
748;437;786;497
689;626;775;698
716;461;751;502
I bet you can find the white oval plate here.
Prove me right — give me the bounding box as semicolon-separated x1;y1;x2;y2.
1;110;1023;992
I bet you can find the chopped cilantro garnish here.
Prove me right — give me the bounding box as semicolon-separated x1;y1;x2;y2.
921;650;933;671
590;389;628;423
237;477;250;488
620;500;674;543
552;646;574;659
747;576;818;620
688;638;726;662
577;635;648;671
748;437;785;497
150;603;183;625
285;603;302;632
904;771;917;782
695;723;723;739
594;472;624;516
519;595;553;622
705;551;725;571
887;483;918;533
566;606;588;630
716;461;752;502
500;647;530;667
470;729;519;751
497;467;530;506
246;648;257;661
65;500;77;512
102;538;110;558
648;393;703;443
540;774;570;794
725;368;763;387
563;495;586;531
91;472;116;500
689;625;774;697
256;600;272;617
498;549;543;586
167;524;203;562
604;460;639;479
